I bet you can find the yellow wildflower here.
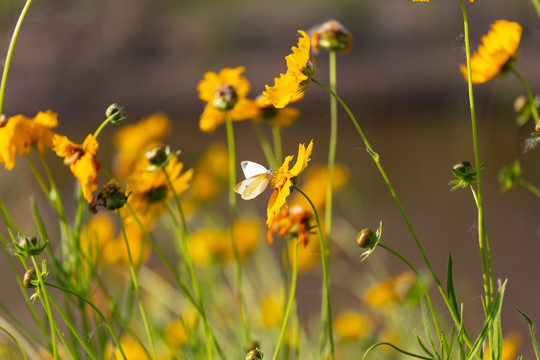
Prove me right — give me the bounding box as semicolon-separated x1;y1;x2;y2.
264;30;313;109
80;213;115;263
460;20;522;84
164;316;196;351
293;235;320;271
105;336;150;360
53;134;102;203
267;140;313;226
124;156;193;224
484;332;521;360
333;310;373;342
267;206;312;246
0;110;58;170
252;93;301;129
187;143;229;203
197;66;259;133
363;271;417;307
113;112;170;180
259;293;284;327
291;163;349;211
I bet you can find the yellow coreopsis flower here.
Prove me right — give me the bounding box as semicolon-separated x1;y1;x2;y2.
197;66;259;133
267;140;313;226
333;310;373;342
113;112;170;180
252;93;302;129
53;134;102;203
267;206;312;246
264;30;313;109
483;332;521;360
0;110;58;170
460;20;522;84
124;156;193;224
363;271;417;308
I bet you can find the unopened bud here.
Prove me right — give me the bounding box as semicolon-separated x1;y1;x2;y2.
245;348;263;360
452;160;472;175
213;83;238;111
357;228;377;249
105;103;126;124
23;269;37;288
146;146;168;167
311;20;353;53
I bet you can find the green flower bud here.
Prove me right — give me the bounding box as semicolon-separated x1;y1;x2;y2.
23;268;37;288
213;83;238;111
245;348;263;360
452;160;472;175
89;181;130;213
357;228;377;250
14;235;48;257
146;146;169;166
311;20;353;53
449;160;482;191
106;103;126;124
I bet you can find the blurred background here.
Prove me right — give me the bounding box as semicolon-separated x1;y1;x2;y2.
1;0;540;357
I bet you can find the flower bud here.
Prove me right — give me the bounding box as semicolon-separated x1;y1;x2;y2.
245;348;263;360
535;121;540;134
89;181;129;213
452;160;472;175
311;20;353;53
23;268;37;288
106;103;126;124
14;235;48;257
213;83;238;111
357;228;377;249
146;146;168;167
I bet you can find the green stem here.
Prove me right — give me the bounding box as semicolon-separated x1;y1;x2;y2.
251;121;275;167
511;67;540;124
272;241;298;360
325;50;338;242
291;186;334;359
530;0;540;19
0;0;32;116
272;124;283;166
92;117;112;140
30;257;58;360
518;178;540;198
460;0;493;312
0;326;28;360
225;112;250;344
116;211;157;360
311;77;481;357
44;282;127;360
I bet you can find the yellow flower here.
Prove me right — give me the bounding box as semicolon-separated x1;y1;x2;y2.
293;235;320;271
105;336;150;360
53;134;102;203
258;292;284;327
267;140;313;226
252;93;302;129
333;310;373;342
460;20;522;84
291;163;349;211
164;316;197;351
267;206;312;246
189;219;260;266
113;112;170;180
124;156;193;224
484;332;521;360
264;30;313;109
197;66;259;133
0;110;58;170
187;143;229;203
363;271;417;308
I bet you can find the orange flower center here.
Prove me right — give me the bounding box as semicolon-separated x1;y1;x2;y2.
271;169;290;190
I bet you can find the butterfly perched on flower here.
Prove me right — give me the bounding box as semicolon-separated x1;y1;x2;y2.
234;161;272;200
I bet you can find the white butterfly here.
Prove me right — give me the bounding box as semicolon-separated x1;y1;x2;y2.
234;161;272;200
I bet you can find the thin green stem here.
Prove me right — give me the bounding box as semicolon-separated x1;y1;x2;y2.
0;326;28;360
291;186;334;359
460;0;493;313
30;257;58;360
225;112;250;344
325;50;338;242
312;77;481;357
511;67;539;124
0;0;32;115
272;124;283;166
518;178;540;198
251;121;275;167
272;241;298;360
530;0;540;19
44;282;127;360
116;211;157;360
92;118;112;140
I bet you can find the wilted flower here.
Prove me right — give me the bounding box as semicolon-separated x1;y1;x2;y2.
267;206;312;246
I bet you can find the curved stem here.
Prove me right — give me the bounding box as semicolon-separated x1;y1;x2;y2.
251;121;275;167
511;67;539;124
0;0;32;116
44;282;127;360
92;118;112;140
0;326;28;360
291;186;334;359
272;124;283;166
225;112;250;344
363;342;433;360
518;178;540;198
272;240;298;360
116;211;157;360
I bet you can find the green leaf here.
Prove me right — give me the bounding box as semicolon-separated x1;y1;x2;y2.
516;308;540;360
446;255;460;317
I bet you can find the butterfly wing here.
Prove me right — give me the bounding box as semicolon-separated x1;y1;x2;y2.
234;173;270;200
241;161;269;179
